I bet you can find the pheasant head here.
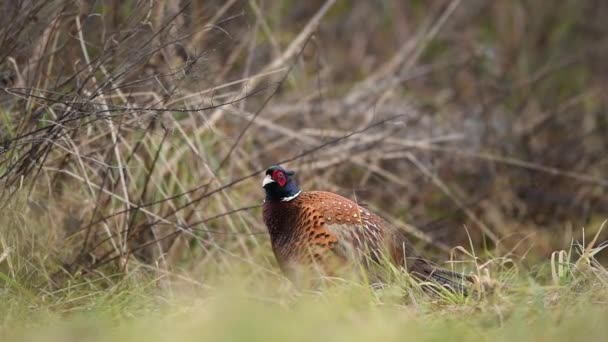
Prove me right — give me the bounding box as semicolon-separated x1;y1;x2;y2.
262;165;301;202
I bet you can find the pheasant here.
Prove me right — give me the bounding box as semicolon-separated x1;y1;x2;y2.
262;165;471;293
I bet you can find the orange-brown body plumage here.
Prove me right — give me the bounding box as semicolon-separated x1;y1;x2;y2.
262;166;470;292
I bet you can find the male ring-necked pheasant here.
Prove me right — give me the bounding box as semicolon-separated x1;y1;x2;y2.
262;165;471;293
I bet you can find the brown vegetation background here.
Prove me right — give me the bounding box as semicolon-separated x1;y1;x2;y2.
0;0;607;280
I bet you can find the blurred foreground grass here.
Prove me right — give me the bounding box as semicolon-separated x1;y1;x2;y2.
2;274;608;342
1;214;607;342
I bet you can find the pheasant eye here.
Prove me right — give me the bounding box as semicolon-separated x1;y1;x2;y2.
272;169;287;187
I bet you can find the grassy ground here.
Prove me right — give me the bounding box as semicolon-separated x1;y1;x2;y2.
2;265;608;342
3;288;608;342
1;204;607;341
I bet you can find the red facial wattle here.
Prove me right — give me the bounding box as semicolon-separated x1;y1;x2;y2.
272;169;287;187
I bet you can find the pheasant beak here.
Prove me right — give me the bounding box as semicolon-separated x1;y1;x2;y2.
262;174;275;187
